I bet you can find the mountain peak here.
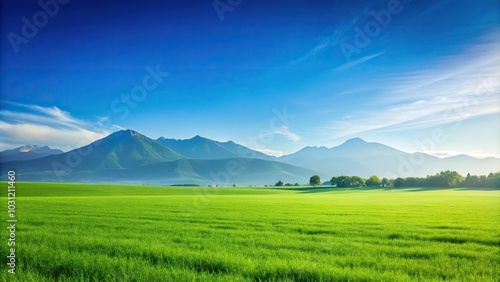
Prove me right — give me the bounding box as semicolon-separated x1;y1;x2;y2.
111;129;143;138
342;137;367;145
330;137;406;158
125;129;140;136
62;129;185;170
156;134;275;161
191;135;208;141
18;145;42;152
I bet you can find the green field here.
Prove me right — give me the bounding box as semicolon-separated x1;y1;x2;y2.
1;182;499;281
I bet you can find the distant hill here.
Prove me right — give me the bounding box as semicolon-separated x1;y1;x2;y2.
0;130;185;173
0;145;63;162
279;138;500;178
438;155;500;176
15;158;312;185
0;130;310;185
156;135;275;160
279;138;405;177
1;130;498;184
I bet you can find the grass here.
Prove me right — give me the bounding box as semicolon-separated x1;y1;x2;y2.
1;182;499;281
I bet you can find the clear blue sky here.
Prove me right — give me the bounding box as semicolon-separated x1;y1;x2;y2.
1;0;499;157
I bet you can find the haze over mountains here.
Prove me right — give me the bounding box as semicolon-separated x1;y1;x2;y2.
281;138;499;178
0;129;498;185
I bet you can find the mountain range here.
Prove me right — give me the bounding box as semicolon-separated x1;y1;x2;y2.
156;135;275;161
0;129;498;185
0;145;63;163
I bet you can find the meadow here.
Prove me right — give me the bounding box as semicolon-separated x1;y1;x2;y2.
1;182;499;281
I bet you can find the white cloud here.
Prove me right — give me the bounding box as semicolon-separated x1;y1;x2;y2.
6;102;84;127
0;122;108;151
274;126;301;142
0;103;119;151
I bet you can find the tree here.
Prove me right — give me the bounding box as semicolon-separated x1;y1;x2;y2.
427;171;464;187
350;176;365;187
330;177;337;187
334;176;365;187
385;171;498;189
365;175;381;187
393;177;404;187
309;175;321;186
336;176;351;187
275;180;283;187
464;173;479;187
381;177;391;187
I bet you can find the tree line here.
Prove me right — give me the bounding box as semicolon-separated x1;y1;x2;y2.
273;171;500;188
391;171;500;188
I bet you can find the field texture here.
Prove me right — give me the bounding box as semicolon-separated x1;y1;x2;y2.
1;183;499;281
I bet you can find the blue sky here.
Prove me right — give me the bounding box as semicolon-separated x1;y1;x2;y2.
1;0;499;157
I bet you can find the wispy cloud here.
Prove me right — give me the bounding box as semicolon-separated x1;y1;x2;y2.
3;102;87;129
0;103;120;151
0;122;107;152
289;41;331;66
324;30;500;137
274;126;301;142
410;0;453;23
335;51;385;71
329;96;498;137
422;150;500;159
289;10;366;66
